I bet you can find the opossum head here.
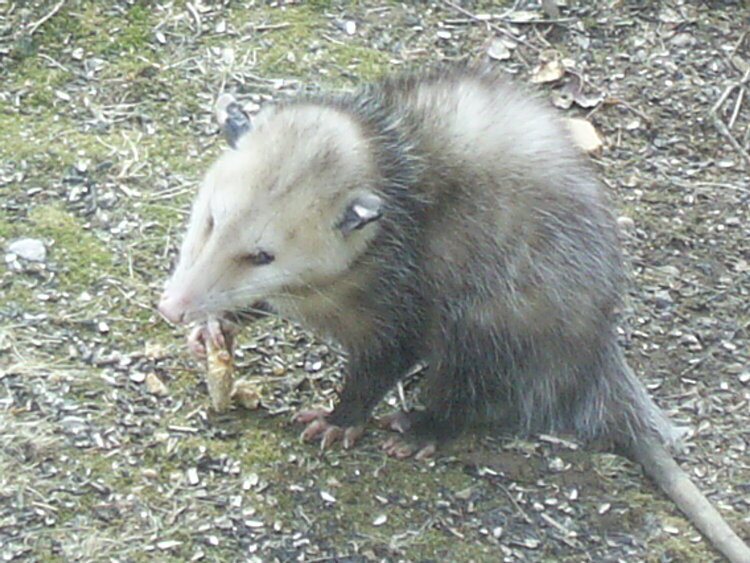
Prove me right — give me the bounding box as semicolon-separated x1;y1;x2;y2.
158;100;383;324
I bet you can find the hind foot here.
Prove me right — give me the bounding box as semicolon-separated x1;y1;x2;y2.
294;408;365;450
379;410;437;460
382;435;436;460
378;411;413;433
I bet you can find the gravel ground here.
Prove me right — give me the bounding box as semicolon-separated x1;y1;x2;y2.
1;1;748;562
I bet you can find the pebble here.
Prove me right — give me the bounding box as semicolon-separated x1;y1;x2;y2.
186;467;200;486
616;216;635;232
8;238;46;262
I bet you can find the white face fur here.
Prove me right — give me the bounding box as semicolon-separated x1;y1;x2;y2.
159;104;383;324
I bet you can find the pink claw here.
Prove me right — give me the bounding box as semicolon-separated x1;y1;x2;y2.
294;407;331;424
294;407;364;450
382;436;436;460
186;318;228;358
343;426;364;449
301;418;330;442
321;426;343;449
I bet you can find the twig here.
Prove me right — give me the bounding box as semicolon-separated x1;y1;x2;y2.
711;83;740;114
27;0;66;36
711;115;750;169
495;481;534;526
539;513;579;549
730;30;748;58
604;97;652;124
728;87;743;129
253;22;291;32
710;67;750;169
440;0;540;53
185;2;202;35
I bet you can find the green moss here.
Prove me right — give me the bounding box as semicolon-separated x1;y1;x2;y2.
32;2;152;59
28;204;114;285
0;214;13;241
325;42;392;82
243;7;328;79
225;4;392;85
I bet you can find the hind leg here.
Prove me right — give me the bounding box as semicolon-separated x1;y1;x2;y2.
379;366;482;459
380;323;504;459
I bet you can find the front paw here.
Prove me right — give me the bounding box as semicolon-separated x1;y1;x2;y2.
294;408;365;450
187;317;233;358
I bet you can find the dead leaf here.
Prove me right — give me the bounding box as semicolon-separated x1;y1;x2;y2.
231;379;262;410
565;118;603;153
487;37;511;61
145;373;168;396
531;51;564;83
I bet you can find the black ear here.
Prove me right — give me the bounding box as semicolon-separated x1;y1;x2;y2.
215;93;252;149
337;193;384;233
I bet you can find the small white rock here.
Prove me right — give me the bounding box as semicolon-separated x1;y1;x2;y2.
157;540;182;550
617;216;635;232
242;473;260;490
487;38;511;60
130;371;146;383
373;514;387;526
8;238;46;262
320;491;336;503
186;467;200;486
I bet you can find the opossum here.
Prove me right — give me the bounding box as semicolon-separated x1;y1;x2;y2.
158;67;750;562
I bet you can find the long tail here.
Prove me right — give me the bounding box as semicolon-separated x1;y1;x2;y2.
627;436;750;563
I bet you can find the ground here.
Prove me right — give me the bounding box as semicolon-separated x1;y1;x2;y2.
0;1;748;562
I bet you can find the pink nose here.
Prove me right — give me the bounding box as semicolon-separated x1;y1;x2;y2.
158;291;189;324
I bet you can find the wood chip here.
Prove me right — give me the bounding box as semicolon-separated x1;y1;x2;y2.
145;373;168;395
205;337;235;412
231;379;262;410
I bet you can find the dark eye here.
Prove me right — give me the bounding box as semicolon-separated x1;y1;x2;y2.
241;250;275;266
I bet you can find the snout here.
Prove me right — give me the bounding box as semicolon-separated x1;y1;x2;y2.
158;290;189;324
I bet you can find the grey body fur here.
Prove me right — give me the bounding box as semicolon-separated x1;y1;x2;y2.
160;67;750;561
289;69;675;448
